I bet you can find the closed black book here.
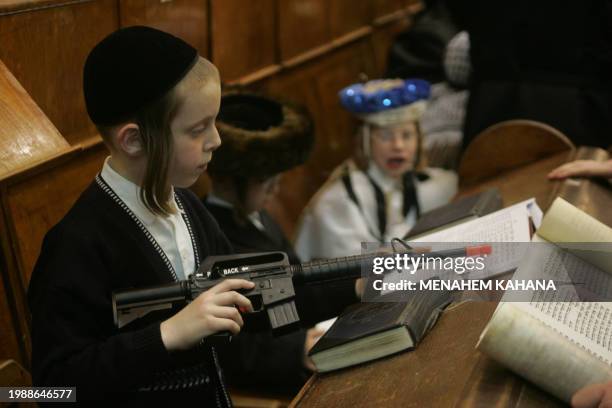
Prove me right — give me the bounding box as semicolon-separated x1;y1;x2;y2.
308;289;451;373
406;188;503;239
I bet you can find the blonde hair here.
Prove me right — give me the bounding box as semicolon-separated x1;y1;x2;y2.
99;57;219;215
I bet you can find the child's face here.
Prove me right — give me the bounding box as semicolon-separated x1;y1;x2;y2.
370;121;418;179
169;80;221;188
244;175;281;213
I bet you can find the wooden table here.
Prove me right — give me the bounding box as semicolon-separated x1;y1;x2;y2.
291;147;612;408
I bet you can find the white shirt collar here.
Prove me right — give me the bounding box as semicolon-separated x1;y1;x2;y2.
367;161;401;193
100;156;181;226
206;193;233;209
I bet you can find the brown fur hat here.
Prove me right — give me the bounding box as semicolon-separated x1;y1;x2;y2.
208;91;314;179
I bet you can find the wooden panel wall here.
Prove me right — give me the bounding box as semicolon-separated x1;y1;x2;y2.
0;0;420;143
119;0;209;55
0;0;118;144
373;0;409;20
6;147;107;287
0;0;422;369
0;206;28;363
211;0;277;81
0;58;71;364
278;0;329;61
0;60;70;179
329;0;371;39
0;143;107;364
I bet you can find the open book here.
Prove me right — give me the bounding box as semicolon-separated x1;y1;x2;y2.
379;199;540;294
405;188;503;239
477;197;612;403
411;197;540;244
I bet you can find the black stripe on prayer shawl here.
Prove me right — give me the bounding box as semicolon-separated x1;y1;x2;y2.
341;165;422;242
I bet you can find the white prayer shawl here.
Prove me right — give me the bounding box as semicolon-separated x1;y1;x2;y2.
295;160;458;261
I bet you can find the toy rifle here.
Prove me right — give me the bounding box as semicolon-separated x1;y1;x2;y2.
113;245;491;334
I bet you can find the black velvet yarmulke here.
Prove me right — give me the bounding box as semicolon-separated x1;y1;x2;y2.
83;26;198;125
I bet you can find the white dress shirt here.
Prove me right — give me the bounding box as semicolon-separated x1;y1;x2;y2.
100;157;195;280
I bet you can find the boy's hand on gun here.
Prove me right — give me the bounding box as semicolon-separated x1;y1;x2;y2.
548;159;612;180
160;279;255;351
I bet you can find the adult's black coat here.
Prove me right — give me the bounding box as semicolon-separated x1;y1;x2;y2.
448;0;612;148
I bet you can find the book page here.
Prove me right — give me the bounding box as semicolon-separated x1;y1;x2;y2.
480;238;612;402
514;301;612;364
513;236;612;301
538;197;612;243
404;199;535;278
478;302;612;403
312;317;338;347
476;198;612;402
315;317;337;333
411;199;534;243
537;197;612;273
507;240;612;357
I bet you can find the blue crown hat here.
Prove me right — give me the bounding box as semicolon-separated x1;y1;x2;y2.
339;79;430;127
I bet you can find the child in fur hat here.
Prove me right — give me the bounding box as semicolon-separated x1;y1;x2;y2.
205;91;360;393
296;79;458;260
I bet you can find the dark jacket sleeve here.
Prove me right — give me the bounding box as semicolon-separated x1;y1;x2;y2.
217;329;309;393
28;227;175;398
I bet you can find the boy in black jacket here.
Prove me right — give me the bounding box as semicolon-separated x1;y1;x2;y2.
28;26;254;404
